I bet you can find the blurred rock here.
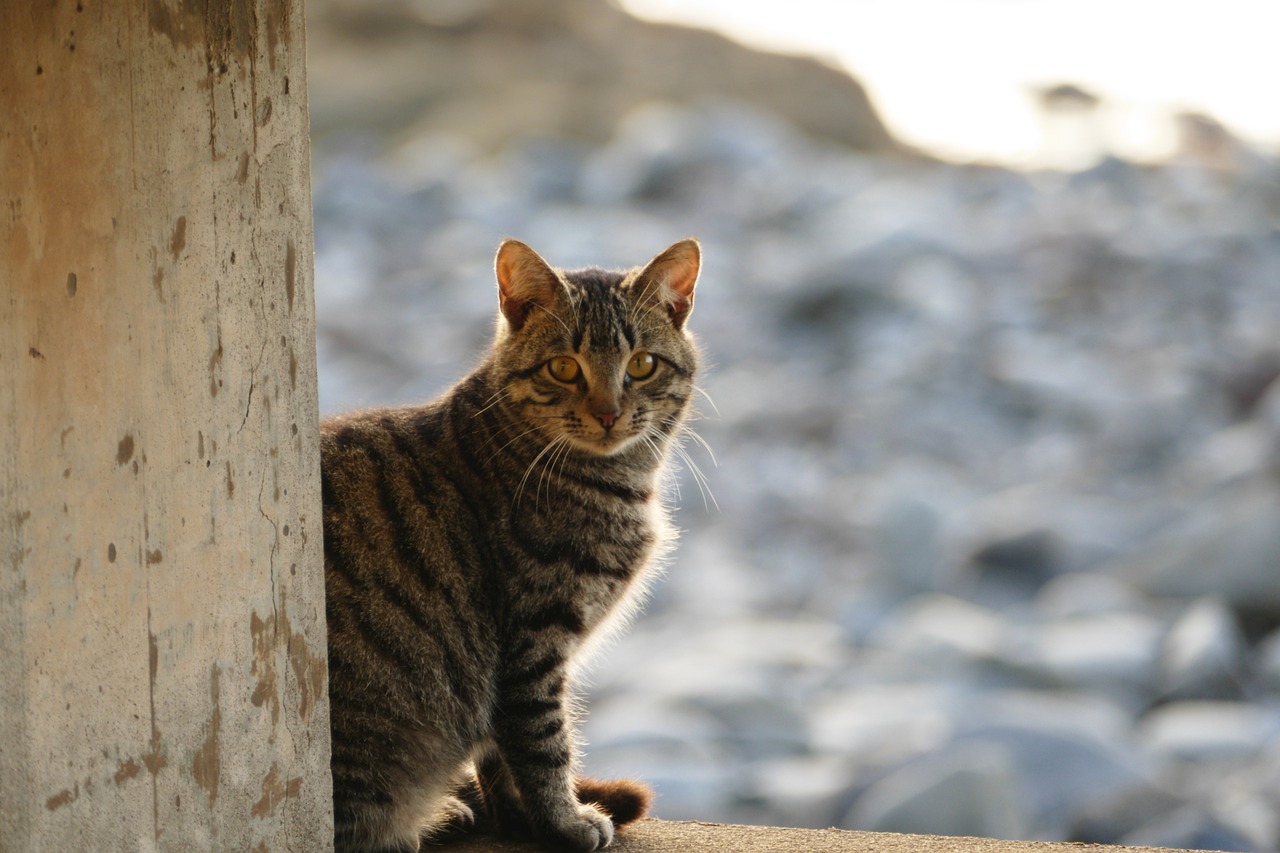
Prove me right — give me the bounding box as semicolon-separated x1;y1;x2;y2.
745;754;857;828
874;497;946;593
1208;789;1280;853
1259;627;1280;691
1108;477;1280;637
1018;612;1165;693
949;690;1153;836
962;527;1063;604
1034;572;1146;619
1182;420;1275;487
1068;783;1186;845
810;684;953;767
970;529;1060;581
869;594;1005;666
955;723;1150;838
1119;804;1266;853
1138;701;1280;762
1156;597;1247;700
1258;374;1280;456
688;693;811;759
843;741;1029;840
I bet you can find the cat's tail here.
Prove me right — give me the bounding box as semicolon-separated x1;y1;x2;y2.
452;774;652;835
574;776;652;827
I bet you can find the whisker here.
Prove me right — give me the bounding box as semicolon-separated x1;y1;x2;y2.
516;434;567;510
678;424;718;468
693;385;720;417
484;422;553;463
650;418;717;511
536;433;568;510
672;441;717;511
626;278;656;330
473;387;512;418
638;430;674;501
530;302;575;339
543;433;576;509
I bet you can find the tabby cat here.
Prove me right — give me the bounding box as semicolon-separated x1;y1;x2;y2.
321;238;703;852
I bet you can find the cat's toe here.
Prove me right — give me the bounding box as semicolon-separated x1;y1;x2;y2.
443;795;476;828
426;795;477;841
545;803;614;851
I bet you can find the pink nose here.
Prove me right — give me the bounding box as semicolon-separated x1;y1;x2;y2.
594;410;621;429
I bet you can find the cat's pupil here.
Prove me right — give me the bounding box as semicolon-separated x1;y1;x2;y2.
548;356;581;383
626;351;656;381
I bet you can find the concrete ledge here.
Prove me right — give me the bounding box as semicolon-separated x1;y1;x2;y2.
438;819;1212;852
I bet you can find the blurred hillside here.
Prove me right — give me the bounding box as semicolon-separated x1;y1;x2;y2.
307;0;899;154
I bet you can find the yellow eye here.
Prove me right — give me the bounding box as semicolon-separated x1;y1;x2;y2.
626;351;657;381
547;356;581;383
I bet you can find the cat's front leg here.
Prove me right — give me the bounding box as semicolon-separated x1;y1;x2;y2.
493;654;613;851
469;749;531;837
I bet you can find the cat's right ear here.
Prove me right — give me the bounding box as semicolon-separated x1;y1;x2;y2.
632;238;701;330
495;239;563;332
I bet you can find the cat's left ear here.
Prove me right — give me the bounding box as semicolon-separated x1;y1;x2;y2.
495;239;565;332
632;238;700;330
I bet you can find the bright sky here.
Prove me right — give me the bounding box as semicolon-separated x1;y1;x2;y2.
620;0;1280;167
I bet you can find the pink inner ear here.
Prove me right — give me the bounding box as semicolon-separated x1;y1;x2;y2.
495;239;561;331
641;239;699;328
667;293;692;325
653;242;699;294
499;293;531;329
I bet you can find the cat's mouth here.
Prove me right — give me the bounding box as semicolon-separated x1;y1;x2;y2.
583;432;629;455
568;423;637;457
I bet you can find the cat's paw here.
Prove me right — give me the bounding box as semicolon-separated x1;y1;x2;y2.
426;794;477;841
543;802;615;851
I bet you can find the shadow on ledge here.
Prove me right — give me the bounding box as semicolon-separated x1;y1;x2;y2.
435;819;1217;852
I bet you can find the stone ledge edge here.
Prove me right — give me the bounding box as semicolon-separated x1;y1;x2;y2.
435;818;1216;853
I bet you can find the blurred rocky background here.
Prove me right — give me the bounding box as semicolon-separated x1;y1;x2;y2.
307;1;1280;849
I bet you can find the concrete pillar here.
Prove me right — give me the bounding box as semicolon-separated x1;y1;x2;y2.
0;2;332;849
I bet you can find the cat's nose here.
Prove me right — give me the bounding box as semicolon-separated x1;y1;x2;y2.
594;409;622;430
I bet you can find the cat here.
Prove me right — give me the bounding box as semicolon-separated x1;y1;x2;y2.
320;238;702;852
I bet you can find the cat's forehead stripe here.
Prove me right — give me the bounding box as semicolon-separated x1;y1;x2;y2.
562;267;634;352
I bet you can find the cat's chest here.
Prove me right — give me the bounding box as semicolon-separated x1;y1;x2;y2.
506;493;664;613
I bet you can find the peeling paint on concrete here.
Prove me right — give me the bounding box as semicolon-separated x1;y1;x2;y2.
114;757;141;785
45;785;78;811
250;610;281;726
288;618;327;725
191;663;222;808
168;216;187;262
251;761;302;820
116;434;134;465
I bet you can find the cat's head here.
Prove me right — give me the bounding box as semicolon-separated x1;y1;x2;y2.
490;238;701;458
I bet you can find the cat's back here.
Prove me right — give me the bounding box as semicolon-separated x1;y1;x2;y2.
321;402;440;485
322;402;445;525
320;395;499;591
320;394;453;476
319;376;494;503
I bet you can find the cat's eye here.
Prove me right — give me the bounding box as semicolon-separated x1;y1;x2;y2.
546;356;581;383
626;351;657;381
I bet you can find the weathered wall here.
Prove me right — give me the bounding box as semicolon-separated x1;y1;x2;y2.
0;1;331;850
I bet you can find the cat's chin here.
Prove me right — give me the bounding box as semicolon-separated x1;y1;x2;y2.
569;432;638;458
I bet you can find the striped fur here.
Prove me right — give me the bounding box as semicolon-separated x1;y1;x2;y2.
322;239;701;852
